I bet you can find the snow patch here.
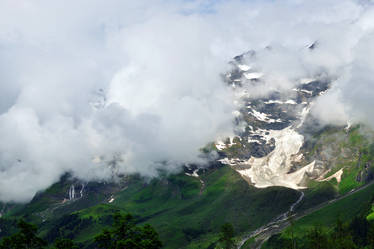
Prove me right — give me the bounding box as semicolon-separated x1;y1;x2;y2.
345;120;352;131
318;169;343;183
108;196;115;203
243;72;263;80
300;89;313;95
249;108;282;123
297;106;311;128
292;88;313;95
285;100;297;104
264;100;284;104
219;157;244;166
234;126;321;189
215;140;226;150
264;100;297;105
237;64;251;71
248;138;261;144
185;169;199;178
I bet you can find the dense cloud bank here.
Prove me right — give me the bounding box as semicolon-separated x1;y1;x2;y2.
1;0;374;202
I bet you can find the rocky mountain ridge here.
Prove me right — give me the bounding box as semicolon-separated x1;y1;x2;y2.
215;50;343;189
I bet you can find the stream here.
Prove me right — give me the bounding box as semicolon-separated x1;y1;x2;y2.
238;191;304;249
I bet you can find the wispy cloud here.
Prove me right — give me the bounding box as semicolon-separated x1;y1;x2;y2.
1;0;374;202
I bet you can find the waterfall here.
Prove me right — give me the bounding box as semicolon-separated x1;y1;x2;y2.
68;183;85;201
69;185;75;200
79;183;85;198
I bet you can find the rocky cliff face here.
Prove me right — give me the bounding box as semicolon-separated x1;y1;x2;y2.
216;51;336;189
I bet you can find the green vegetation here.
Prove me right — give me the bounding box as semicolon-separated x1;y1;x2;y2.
295;125;374;212
0;214;161;249
366;204;374;221
102;166;298;248
52;238;79;249
289;183;374;236
0;166;299;249
264;181;374;248
241;237;255;249
2;125;374;248
95;212;162;249
297;181;336;212
0;219;46;249
264;215;374;249
216;223;236;249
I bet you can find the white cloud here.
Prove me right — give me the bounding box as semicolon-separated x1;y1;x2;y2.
1;0;374;202
0;0;236;202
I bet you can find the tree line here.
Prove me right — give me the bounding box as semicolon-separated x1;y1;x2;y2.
0;214;238;249
0;213;162;249
266;215;374;249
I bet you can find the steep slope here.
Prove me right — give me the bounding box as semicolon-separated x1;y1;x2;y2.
217;50;333;190
0;165;300;248
211;49;374;248
261;181;374;249
238;125;374;248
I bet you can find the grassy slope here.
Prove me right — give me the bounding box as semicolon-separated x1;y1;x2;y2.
4;126;373;248
296;126;374;211
75;166;299;248
1;166;300;249
262;181;374;249
366;205;374;221
288;183;374;237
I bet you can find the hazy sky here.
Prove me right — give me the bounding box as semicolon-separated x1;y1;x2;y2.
1;0;374;202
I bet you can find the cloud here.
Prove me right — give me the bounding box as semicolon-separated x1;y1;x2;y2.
1;0;374;202
0;0;237;202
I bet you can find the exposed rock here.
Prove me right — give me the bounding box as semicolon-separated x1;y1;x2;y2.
217;52;334;189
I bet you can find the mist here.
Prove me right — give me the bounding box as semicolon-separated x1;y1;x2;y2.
1;0;374;202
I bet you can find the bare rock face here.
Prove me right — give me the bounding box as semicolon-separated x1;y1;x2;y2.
217;50;334;190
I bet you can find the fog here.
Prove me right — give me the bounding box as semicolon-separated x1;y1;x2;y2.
1;0;374;202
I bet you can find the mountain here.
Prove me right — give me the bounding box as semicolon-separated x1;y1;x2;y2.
219;50;332;189
1;49;374;249
0;165;301;248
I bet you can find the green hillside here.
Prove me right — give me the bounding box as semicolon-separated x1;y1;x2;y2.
2;126;374;248
263;182;374;249
0;165;299;248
